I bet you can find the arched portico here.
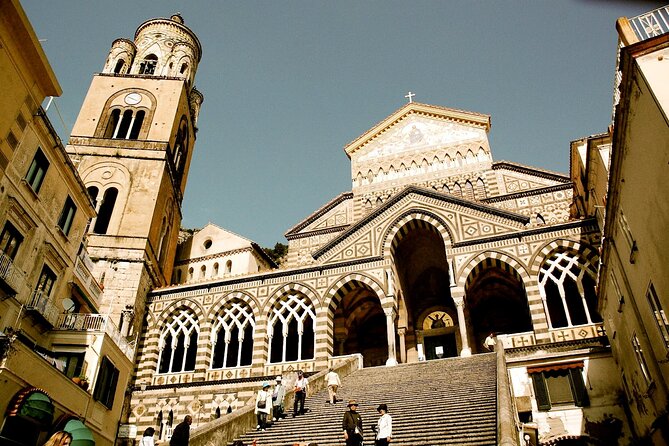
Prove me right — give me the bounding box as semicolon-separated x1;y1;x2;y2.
464;258;532;352
328;278;388;367
386;216;462;362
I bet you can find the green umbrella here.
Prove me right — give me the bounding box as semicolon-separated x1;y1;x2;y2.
64;419;95;446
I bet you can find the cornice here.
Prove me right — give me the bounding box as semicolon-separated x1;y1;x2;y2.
149;256;385;298
285;192;353;237
482;183;573;204
452;218;598;249
492;161;569;182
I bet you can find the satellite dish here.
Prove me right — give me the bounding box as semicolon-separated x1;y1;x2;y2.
62;298;76;313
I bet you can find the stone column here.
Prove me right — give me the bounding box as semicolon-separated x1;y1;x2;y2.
384;307;398;366
398;327;407;364
452;293;471;357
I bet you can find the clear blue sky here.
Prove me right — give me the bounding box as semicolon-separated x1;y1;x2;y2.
22;0;664;248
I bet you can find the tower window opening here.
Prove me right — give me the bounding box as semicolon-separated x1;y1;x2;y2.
111;109;146;140
139;54;158;75
93;187;118;234
104;109;121;138
180;63;188;74
128;110;145;139
113;59;125;74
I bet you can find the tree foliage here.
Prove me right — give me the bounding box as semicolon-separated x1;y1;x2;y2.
263;242;288;265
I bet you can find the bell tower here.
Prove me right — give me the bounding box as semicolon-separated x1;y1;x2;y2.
66;13;204;337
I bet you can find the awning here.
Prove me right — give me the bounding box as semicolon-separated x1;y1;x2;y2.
6;388;54;425
527;361;584;374
64;419;95;446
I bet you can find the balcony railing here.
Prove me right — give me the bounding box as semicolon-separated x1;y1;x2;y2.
628;6;669;41
0;251;25;294
73;255;103;302
24;290;60;326
55;313;135;360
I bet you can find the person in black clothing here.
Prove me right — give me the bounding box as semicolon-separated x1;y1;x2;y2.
169;415;192;446
342;400;363;446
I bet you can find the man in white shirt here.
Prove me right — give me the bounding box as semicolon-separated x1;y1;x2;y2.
325;368;341;404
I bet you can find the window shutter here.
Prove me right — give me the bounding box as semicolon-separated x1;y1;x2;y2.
531;373;551;411
568;368;589;407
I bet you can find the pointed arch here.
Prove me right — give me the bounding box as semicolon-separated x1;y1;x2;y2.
157;305;200;373
266;288;318;364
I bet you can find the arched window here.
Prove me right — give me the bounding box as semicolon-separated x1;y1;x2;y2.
114;59;125;74
200;265;206;279
464;180;475;200
188;267;194;281
93;187;118;234
539;250;602;329
110;109;145;140
173;120;189;175
87;186;99;208
128;110;145;139
268;293;316;363
225;260;232;274
453;182;462;197
476;178;486;199
139;54;158;75
158;307;199;373
211;300;255;369
180;63;188;74
213;263;219;277
104;109;121;138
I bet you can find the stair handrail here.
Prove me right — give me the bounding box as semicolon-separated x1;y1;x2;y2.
496;339;520;445
188;354;363;446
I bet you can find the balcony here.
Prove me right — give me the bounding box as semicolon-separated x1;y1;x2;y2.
0;251;25;295
54;313;135;360
72;254;103;303
626;6;669;42
23;290;60;326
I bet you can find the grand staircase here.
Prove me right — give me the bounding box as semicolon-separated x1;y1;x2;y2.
231;353;498;445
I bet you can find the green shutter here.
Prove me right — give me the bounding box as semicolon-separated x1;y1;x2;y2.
569;368;589;407
531;373;551;411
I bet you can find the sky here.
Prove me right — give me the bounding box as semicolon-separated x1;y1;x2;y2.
22;0;665;248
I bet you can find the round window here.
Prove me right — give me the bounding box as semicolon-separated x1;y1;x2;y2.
203;239;212;249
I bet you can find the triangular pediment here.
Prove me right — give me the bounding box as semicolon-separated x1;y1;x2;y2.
345;102;491;161
313;186;529;264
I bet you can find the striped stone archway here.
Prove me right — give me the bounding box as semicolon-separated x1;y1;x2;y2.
325;273;391;366
381;210;454;257
460;253;535;351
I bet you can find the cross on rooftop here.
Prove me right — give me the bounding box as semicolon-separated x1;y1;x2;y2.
405;91;415;103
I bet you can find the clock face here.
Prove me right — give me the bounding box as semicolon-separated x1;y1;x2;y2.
124;93;142;105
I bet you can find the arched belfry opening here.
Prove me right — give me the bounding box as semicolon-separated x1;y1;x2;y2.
330;280;386;367
465;259;533;352
390;218;457;362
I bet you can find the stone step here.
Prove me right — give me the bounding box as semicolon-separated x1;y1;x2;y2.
229;354;498;446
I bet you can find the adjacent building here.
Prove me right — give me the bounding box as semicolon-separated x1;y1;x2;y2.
593;7;669;444
0;1;133;445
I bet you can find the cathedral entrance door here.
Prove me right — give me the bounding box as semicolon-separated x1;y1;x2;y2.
423;332;457;360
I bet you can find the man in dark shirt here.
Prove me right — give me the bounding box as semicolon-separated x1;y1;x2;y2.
170;415;192;446
342;400;363;446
